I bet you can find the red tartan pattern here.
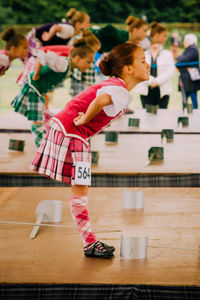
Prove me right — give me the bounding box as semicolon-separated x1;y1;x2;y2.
69;195;97;246
30;121;91;185
16;56;36;86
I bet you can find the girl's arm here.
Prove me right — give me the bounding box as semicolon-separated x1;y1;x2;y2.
36;50;69;73
32;59;42;80
74;94;113;126
42;24;62;41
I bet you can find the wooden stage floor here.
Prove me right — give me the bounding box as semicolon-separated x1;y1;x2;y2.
1;109;200;133
0;187;200;285
1;132;200;175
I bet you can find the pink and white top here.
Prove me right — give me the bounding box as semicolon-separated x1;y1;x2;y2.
53;77;132;145
56;24;75;39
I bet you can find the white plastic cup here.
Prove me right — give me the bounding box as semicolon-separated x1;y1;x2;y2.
122;190;144;209
120;234;148;259
36;200;63;222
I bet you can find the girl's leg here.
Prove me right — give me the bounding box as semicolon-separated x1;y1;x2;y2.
43;93;52;131
140;88;159;108
70;185;114;257
159;95;169;109
190;92;198;109
140;95;148;108
70;185;97;247
31;121;44;148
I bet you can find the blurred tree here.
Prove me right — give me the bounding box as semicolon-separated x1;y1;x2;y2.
0;0;199;24
0;3;17;24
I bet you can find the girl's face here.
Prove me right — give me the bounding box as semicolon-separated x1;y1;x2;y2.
152;30;168;45
132;47;150;82
75;51;94;72
12;39;29;60
76;15;90;33
130;24;148;42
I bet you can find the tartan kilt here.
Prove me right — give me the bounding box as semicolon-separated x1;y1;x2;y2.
11;82;45;122
30;121;91;185
70;77;86;97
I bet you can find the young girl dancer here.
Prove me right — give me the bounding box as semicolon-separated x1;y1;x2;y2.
69;29;101;96
135;22;175;109
126;15;150;50
11;38;95;148
16;8;90;86
0;28;28;76
31;42;150;258
40;8;90;45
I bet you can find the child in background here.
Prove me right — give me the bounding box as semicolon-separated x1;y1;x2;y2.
11;38;95;148
170;32;181;59
16;8;90;86
41;8;90;45
31;42;150;258
70;30;101;96
0;28;28;76
126;15;150;50
135;22;175;109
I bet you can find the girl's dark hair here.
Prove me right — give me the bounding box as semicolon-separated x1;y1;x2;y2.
99;42;139;77
126;15;147;33
150;22;167;37
66;8;88;26
70;38;94;58
1;28;26;50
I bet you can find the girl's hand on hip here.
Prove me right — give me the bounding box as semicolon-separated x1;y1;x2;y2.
74;112;85;126
41;32;49;41
32;73;40;81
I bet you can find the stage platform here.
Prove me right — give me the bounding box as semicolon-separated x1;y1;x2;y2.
0;132;200;187
0;187;200;299
105;108;200;134
1;109;200;298
1;109;200;133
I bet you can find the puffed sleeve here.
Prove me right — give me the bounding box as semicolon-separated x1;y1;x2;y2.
37;50;69;72
56;24;75;39
96;85;132;116
0;54;9;68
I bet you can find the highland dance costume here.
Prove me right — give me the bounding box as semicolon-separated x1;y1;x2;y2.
31;77;131;255
16;23;75;86
12;51;71;147
70;64;96;96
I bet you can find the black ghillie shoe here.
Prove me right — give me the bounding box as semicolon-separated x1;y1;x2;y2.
97;241;115;252
84;241;114;258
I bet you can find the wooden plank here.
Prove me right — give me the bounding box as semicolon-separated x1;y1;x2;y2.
90;133;200;174
0;133;36;174
105;109;200;133
1;133;200;175
1;109;200;133
0;187;199;285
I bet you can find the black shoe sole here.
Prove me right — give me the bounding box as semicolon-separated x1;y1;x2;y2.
84;253;113;259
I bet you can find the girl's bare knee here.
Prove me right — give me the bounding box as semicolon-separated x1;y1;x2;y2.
71;185;88;196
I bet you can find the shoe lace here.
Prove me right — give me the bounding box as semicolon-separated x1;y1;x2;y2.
84;241;111;253
94;241;108;252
